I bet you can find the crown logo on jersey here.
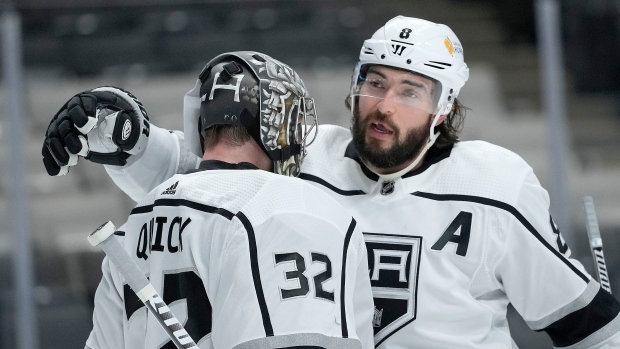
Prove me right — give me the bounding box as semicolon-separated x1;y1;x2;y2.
161;181;179;195
380;180;395;195
365;233;421;342
373;307;383;327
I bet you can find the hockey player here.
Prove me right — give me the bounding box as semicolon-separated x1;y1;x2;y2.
44;17;620;349
80;52;374;349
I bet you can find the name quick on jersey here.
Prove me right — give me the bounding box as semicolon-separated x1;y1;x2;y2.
136;216;192;260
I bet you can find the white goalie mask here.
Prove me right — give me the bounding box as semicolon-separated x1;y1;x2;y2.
183;51;318;176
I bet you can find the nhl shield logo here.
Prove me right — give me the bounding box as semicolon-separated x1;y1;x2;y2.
364;233;421;345
380;180;395;195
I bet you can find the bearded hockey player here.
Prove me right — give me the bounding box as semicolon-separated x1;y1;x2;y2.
79;52;374;349
44;17;620;349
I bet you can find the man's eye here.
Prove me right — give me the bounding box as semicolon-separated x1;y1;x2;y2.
369;81;384;89
402;90;418;98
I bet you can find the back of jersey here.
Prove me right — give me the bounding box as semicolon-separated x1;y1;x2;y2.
91;167;373;349
212;173;373;348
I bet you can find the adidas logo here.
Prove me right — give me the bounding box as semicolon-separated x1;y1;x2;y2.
161;181;179;195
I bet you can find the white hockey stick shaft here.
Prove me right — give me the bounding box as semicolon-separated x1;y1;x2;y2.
88;221;198;348
582;196;612;293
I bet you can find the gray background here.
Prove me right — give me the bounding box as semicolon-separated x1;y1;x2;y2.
1;0;620;347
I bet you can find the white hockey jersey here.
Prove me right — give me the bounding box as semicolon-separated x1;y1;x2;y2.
104;124;620;348
298;126;620;349
87;160;375;349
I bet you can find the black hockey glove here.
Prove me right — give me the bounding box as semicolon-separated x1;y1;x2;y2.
42;86;150;176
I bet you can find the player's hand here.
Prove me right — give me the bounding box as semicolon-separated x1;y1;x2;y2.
42;86;150;176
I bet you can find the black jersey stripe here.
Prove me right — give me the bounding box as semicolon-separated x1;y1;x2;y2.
130;198;234;220
343;145;380;182
299;173;366;196
340;218;357;338
542;287;620;347
235;211;274;337
411;192;589;283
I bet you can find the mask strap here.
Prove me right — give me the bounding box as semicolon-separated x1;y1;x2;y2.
367;111;442;180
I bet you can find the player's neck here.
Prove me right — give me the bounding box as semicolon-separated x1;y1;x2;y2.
202;140;272;172
366;149;428;176
367;157;422;175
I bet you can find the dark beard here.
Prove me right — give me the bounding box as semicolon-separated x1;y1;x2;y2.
351;108;430;170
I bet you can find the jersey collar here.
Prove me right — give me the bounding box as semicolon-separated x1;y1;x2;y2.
186;160;260;174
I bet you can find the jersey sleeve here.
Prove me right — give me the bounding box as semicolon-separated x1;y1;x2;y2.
496;169;620;348
85;255;124;349
104;125;200;201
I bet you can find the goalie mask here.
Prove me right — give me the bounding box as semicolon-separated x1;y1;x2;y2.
183;51;318;176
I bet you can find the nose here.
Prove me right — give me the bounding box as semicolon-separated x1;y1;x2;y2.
376;96;397;116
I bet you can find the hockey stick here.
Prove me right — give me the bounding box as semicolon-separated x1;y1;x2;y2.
582;196;612;293
88;221;198;348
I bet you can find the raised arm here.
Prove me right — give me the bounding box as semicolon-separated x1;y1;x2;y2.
42;86;199;201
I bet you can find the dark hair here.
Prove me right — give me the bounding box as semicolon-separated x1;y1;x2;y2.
434;98;468;148
344;95;468;148
202;124;252;150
